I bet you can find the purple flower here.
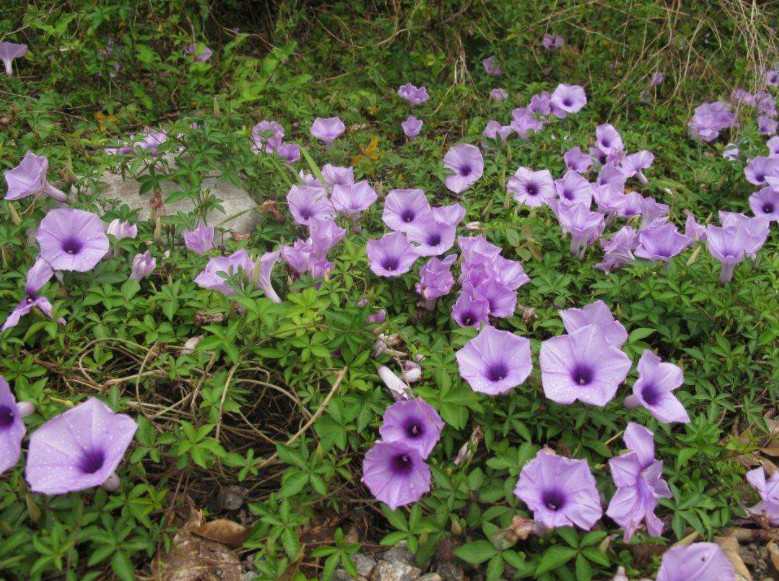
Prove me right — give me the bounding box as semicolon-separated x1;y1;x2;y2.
705;223;758;284
251;120;285;154
555;171;593;206
26;398;137;495
550;84;587;119
366;232;419;277
597;163;628;196
107;131;167;157
560;300;627;347
750;187;779;221
540;324;631;406
106;219;138;242
456;325;532;395
634;222;691;263
718;212;770;257
482;120;514;143
767;136;779;156
183;224;215;255
640;196;670;227
542;34;564;50
4;152;67;202
482;55;501;76
625;350;689;424
276;143;300;163
310;117;345;145
595;124;624;156
1;257;63;333
308;218;346;258
37;208;109;272
402;115;424;138
397;83;430;105
362;441;431;510
379;399;443;459
298;170;322;187
688;101;735;142
620;150;654;183
723;143;740;161
443;144;484;194
564;147;593;174
194;249;253;296
416;255;457;302
555;200;605;257
469;278;517;318
286;185;335;226
433;204;466;226
382;189;432;232
685;214;707;242
606;423;671;541
510;108;545;139
406;216;456;257
655;543;734;581
746;467;779;525
596;225;637;272
130;251;155;281
490;88;508;101
458;235;502;261
331;181;378;217
451;292;490;328
185;43;212;62
508;167;555;207
744;156;779;186
758;115;778;136
322;164;355;189
0;376;25;475
258;250;282;303
650;72;664;86
529;92;552;115
0;42;27;76
281;240;314;274
514;450;602;530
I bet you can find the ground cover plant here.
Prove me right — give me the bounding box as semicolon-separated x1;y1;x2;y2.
1;1;779;580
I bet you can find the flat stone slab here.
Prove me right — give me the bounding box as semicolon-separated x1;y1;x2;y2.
97;170;259;234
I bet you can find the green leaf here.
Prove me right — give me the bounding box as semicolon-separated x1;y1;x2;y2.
110;551;135;581
120;279;141;300
454;540;498;565
535;546;577;576
279;470;309;498
628;328;655;343
575;553;593;581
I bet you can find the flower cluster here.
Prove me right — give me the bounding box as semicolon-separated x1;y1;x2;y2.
250;119;300;163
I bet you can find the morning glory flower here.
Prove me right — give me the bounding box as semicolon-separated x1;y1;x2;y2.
286;185;335;226
366;232;418;278
529;92;552;115
744;156;779;186
382;189;432;232
310;117;345;145
469;278;516;318
550;84;587;118
555;170;593;206
508;167;555;207
490;88;508;101
0;376;26;475
0;41;27;76
705;219;769;284
595;124;624;157
685;214;707;242
514;450;602;530
130;251;156;281
451;292;490;328
634;222;691;263
37;208;110;272
362;441;430;510
540;324;631;406
758;115;777;135
106;219;138;242
397;83;429;105
26;398;136;495
639;196;670;227
482;55;501;76
443;144;484;194
688;101;735;142
322;164;355;189
766;136;779;156
416;254;457;305
276;143;301;163
597;163;628;196
621;151;655;183
401;115;423;138
560;300;628;347
510;108;544;139
194;249;254;296
554;200;606;257
183;224;215;255
595;225;637;272
456;325;533;396
655;543;734;581
749;187;779;221
308;218;346;258
106;131;167;157
4;152;67;202
1;257;64;333
606;423;672;541
379;399;444;459
542;34;564;50
184;43;212;62
433;203;466;227
722;143;740;161
281;240;315;274
250;120;285;154
746;467;779;525
718;212;770;257
405;216;456;257
458;234;501;261
331;181;378;217
482;120;514;143
257;250;282;304
624;350;689;423
564;147;593;174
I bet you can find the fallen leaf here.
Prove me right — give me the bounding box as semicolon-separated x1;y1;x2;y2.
715;535;752;581
767;541;779;572
192;519;248;549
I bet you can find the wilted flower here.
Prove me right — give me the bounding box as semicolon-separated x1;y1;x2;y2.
508;167;555;207
106;219;138;242
655;543;734;581
379;399;443;459
322;164;354;188
542;34;564;50
564;147;593;174
555;200;606;257
540;324;631;406
406;216;456;257
490;88;508;101
400;360;422;383
331;181;378;217
185;43;212;62
595;124;624;157
416;254;457;304
550;84;587;118
26;398;137;495
286;185;335;226
624;350;689;423
366;232;419;277
251;120;285;153
749;187;779;221
456;325;533;395
607;423;671;541
634;222;690;263
194;248;253;296
382;189;432;232
362;441;431;510
688;101;735;142
443;144;484;194
402;115;423;138
451;291;490;328
37;208;109;272
183;223;215;255
596;225;637;272
310;117;345;145
4;152;67;202
0;41;27;76
514;450;602;530
397;83;429;105
560;300;628;347
482;55;501;76
1;258;64;332
130;251;155;281
746;467;779;525
0;376;26;475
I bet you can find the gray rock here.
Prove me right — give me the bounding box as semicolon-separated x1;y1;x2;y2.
240;572;258;581
418;575;442;581
372;560;421;581
97;170;259;234
382;541;413;564
436;562;465;581
352;553;377;577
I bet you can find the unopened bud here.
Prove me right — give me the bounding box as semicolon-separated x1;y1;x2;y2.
377;366;413;401
16;401;35;418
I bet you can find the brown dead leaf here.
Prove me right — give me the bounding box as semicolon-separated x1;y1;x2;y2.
767;541;779;572
150;508;241;581
191;519;248;549
258;199;284;221
715;535;752;581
